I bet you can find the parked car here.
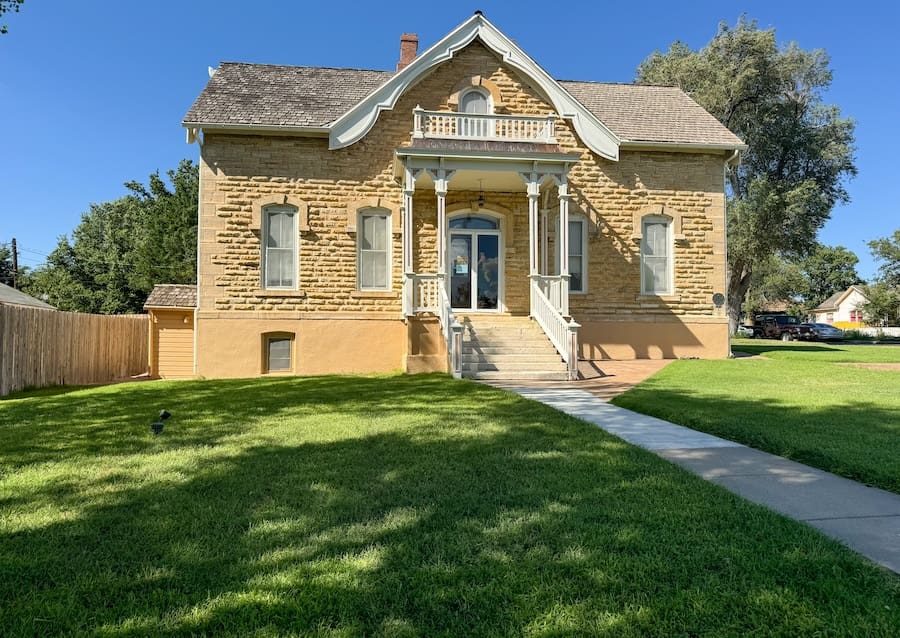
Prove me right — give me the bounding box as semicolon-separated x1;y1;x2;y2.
735;325;754;338
752;314;808;341
799;323;844;341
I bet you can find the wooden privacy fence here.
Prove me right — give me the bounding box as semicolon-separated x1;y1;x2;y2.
0;305;149;397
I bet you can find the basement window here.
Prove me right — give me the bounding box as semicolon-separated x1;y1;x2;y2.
263;332;294;373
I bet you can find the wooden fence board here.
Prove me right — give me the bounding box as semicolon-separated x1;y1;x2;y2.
0;305;148;396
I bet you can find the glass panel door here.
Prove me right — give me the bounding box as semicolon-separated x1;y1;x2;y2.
476;235;499;309
449;234;472;309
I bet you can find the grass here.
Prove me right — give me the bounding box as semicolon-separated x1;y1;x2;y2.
1;375;898;636
613;340;900;494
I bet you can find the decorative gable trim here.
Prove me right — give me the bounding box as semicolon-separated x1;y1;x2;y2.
328;13;620;160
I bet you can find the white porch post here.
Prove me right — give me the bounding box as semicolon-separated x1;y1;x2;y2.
527;181;540;276
402;166;416;317
540;191;549;276
429;168;454;277
558;175;571;317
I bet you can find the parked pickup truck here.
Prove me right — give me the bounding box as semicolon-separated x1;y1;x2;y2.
752;314;810;341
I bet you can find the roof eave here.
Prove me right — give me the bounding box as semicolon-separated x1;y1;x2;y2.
619;140;748;153
183;121;331;142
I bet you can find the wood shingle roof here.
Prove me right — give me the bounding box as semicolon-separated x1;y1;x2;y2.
184;62;744;149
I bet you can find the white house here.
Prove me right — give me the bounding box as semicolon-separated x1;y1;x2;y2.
810;285;867;327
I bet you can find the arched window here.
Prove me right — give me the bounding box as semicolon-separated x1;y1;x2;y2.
459;88;490;114
449;214;499;230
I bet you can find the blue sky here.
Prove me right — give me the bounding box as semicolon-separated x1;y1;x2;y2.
2;1;898;279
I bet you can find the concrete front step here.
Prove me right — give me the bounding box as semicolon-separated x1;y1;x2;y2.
464;370;570;381
463;343;559;358
462;353;564;365
463;361;568;373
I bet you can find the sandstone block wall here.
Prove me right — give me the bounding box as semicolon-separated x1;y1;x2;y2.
195;40;729;372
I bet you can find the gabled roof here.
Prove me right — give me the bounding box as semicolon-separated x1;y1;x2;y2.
183;13;744;156
184;64;393;130
0;282;55;310
810;285;867;312
144;284;197;309
327;13;620;158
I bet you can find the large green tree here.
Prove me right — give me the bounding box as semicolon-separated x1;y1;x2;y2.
868;229;900;287
26;161;198;314
801;243;861;307
637;17;856;331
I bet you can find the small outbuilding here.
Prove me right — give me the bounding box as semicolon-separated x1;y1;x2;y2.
144;284;196;379
0;282;56;310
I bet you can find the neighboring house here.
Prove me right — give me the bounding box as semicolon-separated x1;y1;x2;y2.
0;283;56;310
810;285;868;328
177;12;744;380
144;284;196;379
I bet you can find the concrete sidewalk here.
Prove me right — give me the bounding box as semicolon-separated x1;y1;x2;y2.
508;386;900;574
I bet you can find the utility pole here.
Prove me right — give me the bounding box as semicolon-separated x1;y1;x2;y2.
11;237;18;289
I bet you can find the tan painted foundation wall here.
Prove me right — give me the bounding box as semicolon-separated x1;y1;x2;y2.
196;315;407;378
579;318;730;361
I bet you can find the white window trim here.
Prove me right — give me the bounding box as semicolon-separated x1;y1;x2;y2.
262;206;298;290
357;209;392;291
553;214;589;294
640;215;673;296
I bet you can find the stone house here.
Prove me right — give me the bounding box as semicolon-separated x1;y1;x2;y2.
175;12;744;380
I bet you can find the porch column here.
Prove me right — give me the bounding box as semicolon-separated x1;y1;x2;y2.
402;166;416;316
429;168;454;277
527;180;540;276
558;176;571;317
540;190;549;275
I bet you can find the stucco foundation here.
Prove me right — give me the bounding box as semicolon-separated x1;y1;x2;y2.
578;318;729;360
196;315;406;378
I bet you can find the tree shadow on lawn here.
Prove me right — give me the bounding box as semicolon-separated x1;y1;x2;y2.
0;375;486;470
733;343;848;355
613;386;900;493
1;378;898;636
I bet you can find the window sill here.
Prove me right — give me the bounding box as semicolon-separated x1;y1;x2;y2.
259;289;306;298
636;294;681;302
351;290;399;299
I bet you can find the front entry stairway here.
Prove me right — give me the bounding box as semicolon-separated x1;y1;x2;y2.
458;315;569;380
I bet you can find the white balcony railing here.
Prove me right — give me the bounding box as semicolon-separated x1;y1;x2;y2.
530;276;579;381
413;107;557;144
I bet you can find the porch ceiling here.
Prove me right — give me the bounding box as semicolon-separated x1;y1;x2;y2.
416;169;527;192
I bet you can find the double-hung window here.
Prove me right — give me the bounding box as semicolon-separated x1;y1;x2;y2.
263;206;297;289
554;216;588;293
640;217;672;295
358;210;391;290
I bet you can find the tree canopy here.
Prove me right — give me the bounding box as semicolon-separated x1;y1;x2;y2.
868;229;900;287
636;17;856;329
26;160;198;314
0;0;24;35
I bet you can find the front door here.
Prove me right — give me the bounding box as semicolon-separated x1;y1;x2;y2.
448;215;501;311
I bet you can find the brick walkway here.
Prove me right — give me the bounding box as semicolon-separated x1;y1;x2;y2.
485;358;672;400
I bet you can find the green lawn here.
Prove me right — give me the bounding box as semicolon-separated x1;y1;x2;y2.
613;340;900;494
1;375;898;636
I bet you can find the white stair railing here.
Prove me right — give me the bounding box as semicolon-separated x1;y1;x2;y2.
530;276;580;381
532;274;570;316
437;283;463;379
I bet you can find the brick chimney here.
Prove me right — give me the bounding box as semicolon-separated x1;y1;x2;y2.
397;33;418;71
